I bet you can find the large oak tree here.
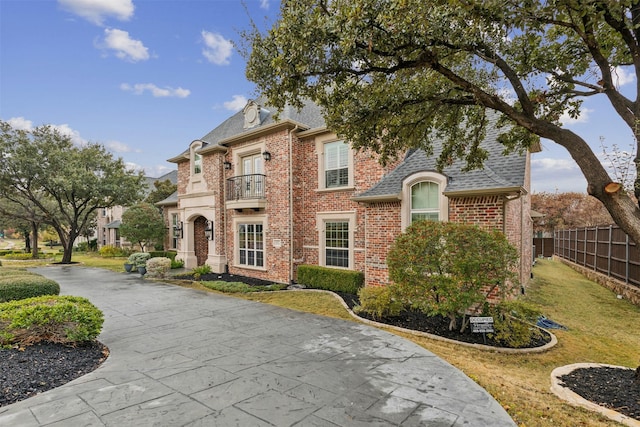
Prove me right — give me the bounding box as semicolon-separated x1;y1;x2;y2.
0;122;145;263
245;0;640;244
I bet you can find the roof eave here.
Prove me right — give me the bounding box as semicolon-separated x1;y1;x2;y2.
443;186;526;197
167;153;189;164
351;194;402;203
219;119;309;146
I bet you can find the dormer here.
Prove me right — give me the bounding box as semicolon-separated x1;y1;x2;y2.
243;100;262;129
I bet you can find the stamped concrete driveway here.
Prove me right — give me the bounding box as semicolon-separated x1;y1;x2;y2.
0;266;516;426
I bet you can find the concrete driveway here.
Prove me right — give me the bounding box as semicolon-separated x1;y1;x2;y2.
0;266;515;426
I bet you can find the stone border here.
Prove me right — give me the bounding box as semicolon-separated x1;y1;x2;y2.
289;288;558;354
550;363;640;427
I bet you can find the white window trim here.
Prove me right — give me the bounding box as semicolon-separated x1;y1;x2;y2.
316;135;354;191
232;215;267;271
401;172;448;231
189;141;203;183
317;211;356;269
232;141;266;172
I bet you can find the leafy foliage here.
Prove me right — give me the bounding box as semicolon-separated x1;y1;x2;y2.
127;252;151;268
387;221;518;331
0;275;60;303
531;192;614;234
354;286;403;320
297;265;364;294
145;179;177;206
145;257;171;279
486;300;544;348
200;281;287;293
0;121;145;263
245;0;640;249
119;203;166;252
98;245;128;258
0;295;104;346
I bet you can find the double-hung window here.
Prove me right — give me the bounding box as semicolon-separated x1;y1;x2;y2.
410;181;440;222
325;221;349;268
238;223;264;268
324;141;349;188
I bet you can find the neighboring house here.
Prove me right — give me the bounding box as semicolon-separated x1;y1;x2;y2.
96;170;177;248
162;98;539;294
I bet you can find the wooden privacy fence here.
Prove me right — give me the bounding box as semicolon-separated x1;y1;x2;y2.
554;225;640;288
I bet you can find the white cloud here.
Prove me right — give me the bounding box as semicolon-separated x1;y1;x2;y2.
201;31;233;65
531;156;587;193
559;107;592;126
224;95;248;111
259;0;269;9
612;66;636;87
51;123;89;146
58;0;134;26
120;83;190;98
106;140;138;153
7;117;33;131
100;28;149;62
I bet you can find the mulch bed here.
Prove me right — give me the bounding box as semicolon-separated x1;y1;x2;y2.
0;341;108;407
558;366;640;420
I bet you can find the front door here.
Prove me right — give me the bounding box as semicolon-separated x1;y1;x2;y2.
194;216;209;266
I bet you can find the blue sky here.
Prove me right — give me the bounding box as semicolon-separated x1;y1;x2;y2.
1;0;636;194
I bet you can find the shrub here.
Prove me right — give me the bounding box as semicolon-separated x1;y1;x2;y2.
0;275;60;302
171;258;184;269
0;269;36;279
146;257;171;278
201;281;287;293
387;221;519;332
0;295;104;346
487;300;544;348
127;252;151;268
99;245;127;257
150;251;177;261
191;264;211;279
354;286;403;320
3;253;39;260
297;265;364;294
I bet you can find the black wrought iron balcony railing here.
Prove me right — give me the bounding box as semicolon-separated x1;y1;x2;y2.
226;174;266;201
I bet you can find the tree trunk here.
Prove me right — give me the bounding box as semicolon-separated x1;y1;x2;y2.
30;221;38;259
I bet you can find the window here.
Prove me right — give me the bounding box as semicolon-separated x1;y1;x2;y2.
411;181;440;222
238;223;264;267
401;172;448;230
241;153;264;198
318;212;356;269
325;221;349;267
193;152;202;174
324;141;349;188
171;214;178;249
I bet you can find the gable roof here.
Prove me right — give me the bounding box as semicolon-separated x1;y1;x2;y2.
143;170;178;197
354;120;529;201
168;98;326;163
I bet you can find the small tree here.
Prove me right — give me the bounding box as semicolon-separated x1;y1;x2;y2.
386;221;519;332
119;203;165;252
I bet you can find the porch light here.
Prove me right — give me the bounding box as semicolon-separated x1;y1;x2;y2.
173;221;183;239
262;151;271;161
224;161;232;170
204;220;214;240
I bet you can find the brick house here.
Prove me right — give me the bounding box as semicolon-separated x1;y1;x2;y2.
162;98;538;290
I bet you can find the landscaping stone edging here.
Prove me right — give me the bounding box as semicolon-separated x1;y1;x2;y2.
550;363;640;427
288;288;558;354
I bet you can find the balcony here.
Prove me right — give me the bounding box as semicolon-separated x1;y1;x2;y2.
225;174;267;211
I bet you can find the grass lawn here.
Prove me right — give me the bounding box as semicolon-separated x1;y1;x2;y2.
1;253;637;426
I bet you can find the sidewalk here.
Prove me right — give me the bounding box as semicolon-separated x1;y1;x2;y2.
0;266;516;426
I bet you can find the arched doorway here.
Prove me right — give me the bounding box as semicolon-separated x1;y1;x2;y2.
193;216;209;266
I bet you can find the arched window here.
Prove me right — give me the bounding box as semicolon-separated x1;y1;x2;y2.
193;152;202;175
411;181;440;222
401;172;448;230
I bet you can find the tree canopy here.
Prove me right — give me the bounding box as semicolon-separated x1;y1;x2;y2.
0;121;146;263
145;179;177;206
119;203;166;252
246;0;640;244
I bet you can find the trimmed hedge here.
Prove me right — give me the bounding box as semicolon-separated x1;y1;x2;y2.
146;257;171;278
0;275;60;302
0;295;104;346
149;251;177;261
0;268;36;278
297;265;364;294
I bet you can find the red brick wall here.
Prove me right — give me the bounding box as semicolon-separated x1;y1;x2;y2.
363;202;402;287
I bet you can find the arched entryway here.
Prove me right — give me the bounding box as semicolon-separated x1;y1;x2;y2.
193;216;209;266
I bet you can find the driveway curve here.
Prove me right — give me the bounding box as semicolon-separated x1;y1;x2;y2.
0;266;515;426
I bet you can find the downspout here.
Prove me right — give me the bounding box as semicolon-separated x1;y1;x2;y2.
289;125;299;284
